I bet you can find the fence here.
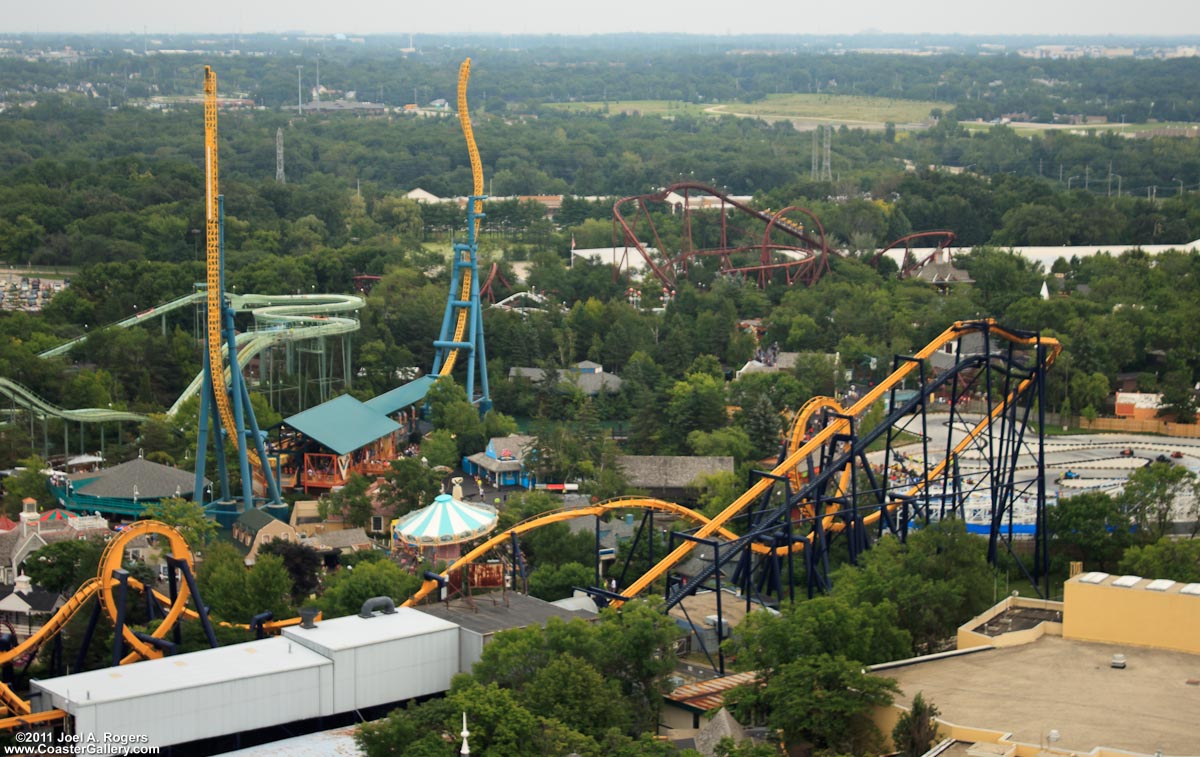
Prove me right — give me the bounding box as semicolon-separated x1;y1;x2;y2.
1072;416;1200;438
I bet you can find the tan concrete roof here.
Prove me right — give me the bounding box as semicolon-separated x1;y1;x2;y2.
880;635;1200;754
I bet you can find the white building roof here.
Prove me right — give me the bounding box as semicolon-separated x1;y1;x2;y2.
283;607;458;654
32;636;330;706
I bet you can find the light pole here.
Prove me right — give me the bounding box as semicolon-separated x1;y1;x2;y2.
1175;177;1185;196
1067;175;1080;190
296;66;303;115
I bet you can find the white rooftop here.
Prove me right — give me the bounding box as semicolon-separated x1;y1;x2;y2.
33;636;330;706
282;607;458;654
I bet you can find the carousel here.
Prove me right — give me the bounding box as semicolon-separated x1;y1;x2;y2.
391;479;499;563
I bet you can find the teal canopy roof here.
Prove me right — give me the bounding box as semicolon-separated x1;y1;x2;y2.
283;394;402;455
364;375;438;416
392;494;498;546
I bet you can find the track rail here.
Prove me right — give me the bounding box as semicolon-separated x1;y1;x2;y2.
405;320;1060;608
439;58;484;378
0;521;194;726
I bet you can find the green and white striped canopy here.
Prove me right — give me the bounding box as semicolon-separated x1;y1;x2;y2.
392;494;498;546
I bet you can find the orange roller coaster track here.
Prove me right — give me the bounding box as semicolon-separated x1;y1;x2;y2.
408;319;1060;612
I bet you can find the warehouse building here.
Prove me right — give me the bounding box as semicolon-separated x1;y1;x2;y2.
30;607;459;750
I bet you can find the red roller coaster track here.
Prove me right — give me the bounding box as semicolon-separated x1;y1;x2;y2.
612;182;833;288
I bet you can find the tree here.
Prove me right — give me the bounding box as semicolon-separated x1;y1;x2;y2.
25;537;106;593
1119;462;1200;542
832;520;993;655
140;497;217;550
521;654;629;739
321;472;374;529
725;595;912;678
1047;491;1131;571
1118;537;1200;583
420;429;460;469
729;654;897;753
892;692;941;757
257;540;323;602
426;377;486;455
2;454;54;517
527;561;594;602
377;457;443;519
320;558;421;618
196;543;294;623
687;427;754;463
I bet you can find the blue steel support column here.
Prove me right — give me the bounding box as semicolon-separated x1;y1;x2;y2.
431;196;491;412
220;196;255;511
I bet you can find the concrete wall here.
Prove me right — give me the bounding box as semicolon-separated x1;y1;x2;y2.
1063;574;1200;654
956;596;1064;650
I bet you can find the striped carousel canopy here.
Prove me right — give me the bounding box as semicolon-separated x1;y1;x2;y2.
392;494;498;546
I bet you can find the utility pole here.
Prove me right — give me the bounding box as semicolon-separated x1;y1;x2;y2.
275;128;285;184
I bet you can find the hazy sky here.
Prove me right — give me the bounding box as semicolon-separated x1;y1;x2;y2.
9;0;1200;37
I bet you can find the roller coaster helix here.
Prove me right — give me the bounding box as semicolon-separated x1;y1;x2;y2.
406;320;1060;659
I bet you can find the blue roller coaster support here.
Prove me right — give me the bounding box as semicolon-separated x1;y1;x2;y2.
194;196;282;515
432;195;491;413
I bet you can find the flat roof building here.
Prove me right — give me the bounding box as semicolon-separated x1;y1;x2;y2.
870;572;1200;756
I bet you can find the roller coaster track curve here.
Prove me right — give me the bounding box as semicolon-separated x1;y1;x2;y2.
406;319;1060;609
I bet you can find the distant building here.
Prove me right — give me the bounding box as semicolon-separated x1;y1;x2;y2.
464;435;536;489
233;509;298;564
1114;391;1164;420
0;573;65;637
616;455;735;502
507;361;623;396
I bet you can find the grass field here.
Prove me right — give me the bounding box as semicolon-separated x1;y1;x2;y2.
549;100;709;117
962;120;1200;137
548;94;949;127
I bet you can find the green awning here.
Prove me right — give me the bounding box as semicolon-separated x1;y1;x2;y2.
283;394;402;455
364;375;438;416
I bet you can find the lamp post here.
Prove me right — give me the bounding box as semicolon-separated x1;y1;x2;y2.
1067;176;1080;190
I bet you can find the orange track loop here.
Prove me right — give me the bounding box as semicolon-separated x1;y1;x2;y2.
0;521;195;723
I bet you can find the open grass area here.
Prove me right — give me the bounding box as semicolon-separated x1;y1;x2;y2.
961;120;1200;137
548;100;709;117
708;93;949;124
548;94;949;127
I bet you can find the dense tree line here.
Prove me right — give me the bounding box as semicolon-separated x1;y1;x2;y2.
6;34;1200;123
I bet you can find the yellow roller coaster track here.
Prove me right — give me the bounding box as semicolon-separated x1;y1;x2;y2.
439;58;484;377
0;521;195;727
204;66;260;468
404;319;1060;607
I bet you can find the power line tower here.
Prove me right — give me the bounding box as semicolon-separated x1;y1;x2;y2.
821;125;834;182
275;127;285;184
811;129;819;180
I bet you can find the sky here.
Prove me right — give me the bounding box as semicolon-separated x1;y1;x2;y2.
8;0;1200;37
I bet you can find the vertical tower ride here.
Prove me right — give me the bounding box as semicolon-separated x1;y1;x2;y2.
431;58;491;411
193;66;283;517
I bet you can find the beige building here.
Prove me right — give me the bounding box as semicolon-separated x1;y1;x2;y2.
233;509;298;564
872;571;1200;756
